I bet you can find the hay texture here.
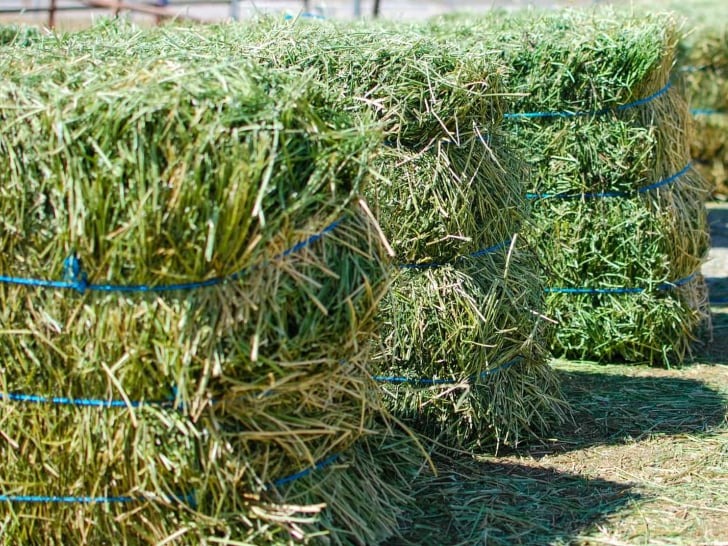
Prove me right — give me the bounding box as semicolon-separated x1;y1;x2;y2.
367;140;563;450
0;25;409;545
0;24;39;46
426;9;712;365
630;0;728;197
192;18;565;450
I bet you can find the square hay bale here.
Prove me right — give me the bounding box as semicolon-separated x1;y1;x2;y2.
0;26;417;544
425;8;712;365
628;0;728;196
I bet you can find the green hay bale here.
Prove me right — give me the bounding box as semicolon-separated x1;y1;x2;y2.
366;139;525;264
155;18;566;448
627;0;728;196
373;249;565;450
682;33;728;113
692;112;728;195
0;410;421;545
681;30;728;196
423;9;712;365
0;30;408;543
0;24;39;46
0;53;373;279
0;211;395;545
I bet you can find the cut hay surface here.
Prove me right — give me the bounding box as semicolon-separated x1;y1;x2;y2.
368;139;525;264
45;19;507;148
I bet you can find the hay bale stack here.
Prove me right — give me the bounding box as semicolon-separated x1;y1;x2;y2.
629;0;728;197
0;27;413;545
185;19;564;450
368;139;563;449
426;9;712;365
681;27;728;196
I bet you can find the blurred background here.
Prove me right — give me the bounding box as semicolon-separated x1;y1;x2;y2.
0;0;602;29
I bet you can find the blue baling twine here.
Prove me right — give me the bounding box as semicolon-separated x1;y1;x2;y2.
399;238;511;270
692;108;721;116
270;454;340;489
545;272;697;295
0;453;342;503
284;12;326;20
526;162;692;200
0;456;341;504
0;219;343;295
504;81;672;120
0;492;196;505
372;356;522;385
0;391;177;409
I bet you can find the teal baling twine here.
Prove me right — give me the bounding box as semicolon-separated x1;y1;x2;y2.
526;162;692;200
692;108;722;116
269;454;340;489
0;391;177;409
0;218;343;294
399;238;511;270
545;272;697;295
0;455;342;504
0;453;342;504
372;356;522;385
0;492;196;506
504;81;671;120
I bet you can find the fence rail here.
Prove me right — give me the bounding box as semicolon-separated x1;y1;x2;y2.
0;0;322;27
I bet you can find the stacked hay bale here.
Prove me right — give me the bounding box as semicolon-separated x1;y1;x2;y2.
0;26;418;545
427;9;712;365
0;24;39;46
368;139;562;448
681;25;728;197
210;19;565;450
629;0;728;197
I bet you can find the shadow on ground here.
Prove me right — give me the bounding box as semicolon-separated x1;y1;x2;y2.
523;366;727;457
701;305;728;361
386;367;726;545
705;205;728;303
387;456;637;546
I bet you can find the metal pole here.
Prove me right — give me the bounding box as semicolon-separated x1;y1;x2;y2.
49;0;57;28
373;0;380;17
353;0;360;17
230;0;239;21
